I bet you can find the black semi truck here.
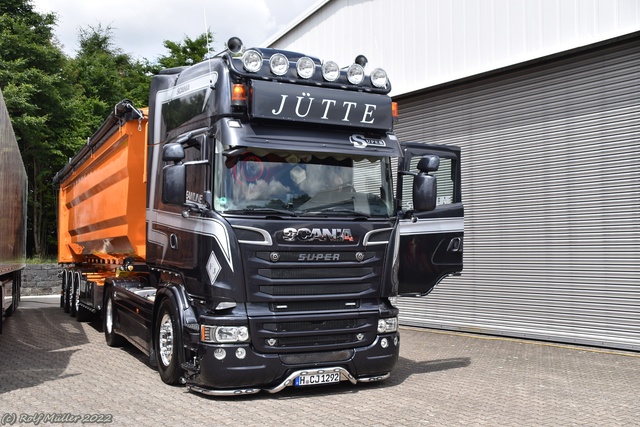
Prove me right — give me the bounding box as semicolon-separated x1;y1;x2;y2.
55;37;463;395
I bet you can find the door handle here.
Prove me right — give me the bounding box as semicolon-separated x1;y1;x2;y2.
447;237;462;252
169;233;179;250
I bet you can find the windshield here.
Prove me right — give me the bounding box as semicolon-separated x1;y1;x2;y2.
214;147;394;217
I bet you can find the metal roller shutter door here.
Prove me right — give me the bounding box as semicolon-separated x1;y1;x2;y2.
394;34;640;351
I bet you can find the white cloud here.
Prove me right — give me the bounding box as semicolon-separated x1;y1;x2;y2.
32;0;317;60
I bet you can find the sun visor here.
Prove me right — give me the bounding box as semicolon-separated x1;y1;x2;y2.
219;120;402;157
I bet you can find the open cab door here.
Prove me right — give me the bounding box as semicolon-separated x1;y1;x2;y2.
397;142;463;296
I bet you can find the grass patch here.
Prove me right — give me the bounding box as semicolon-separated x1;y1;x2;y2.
26;256;58;264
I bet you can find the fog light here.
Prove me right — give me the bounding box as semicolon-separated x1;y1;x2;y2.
347;63;365;85
380;338;389;348
394;336;399;346
321;60;340;82
370;68;388;88
269;53;289;76
296;56;315;79
236;347;247;359
242;49;262;72
214;348;226;360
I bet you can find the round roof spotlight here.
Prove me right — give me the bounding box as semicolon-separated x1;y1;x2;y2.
347;63;365;85
269;53;289;76
371;68;388;88
321;60;340;82
296;56;315;79
242;49;263;73
227;37;244;54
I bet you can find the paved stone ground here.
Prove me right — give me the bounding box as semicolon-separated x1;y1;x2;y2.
1;295;639;426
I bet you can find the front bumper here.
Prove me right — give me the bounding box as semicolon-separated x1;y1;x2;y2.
185;332;400;396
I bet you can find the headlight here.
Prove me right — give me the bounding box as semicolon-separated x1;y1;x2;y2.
242;49;262;73
201;325;250;343
321;60;340;82
269;53;289;76
370;68;388;88
377;317;398;334
296;56;315;79
347;63;365;85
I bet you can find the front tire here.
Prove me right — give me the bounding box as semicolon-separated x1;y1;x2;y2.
155;298;183;385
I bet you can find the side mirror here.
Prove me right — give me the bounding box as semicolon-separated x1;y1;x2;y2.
417;155;439;173
413;155;439;212
162;164;186;205
163;143;185;163
413;174;437;212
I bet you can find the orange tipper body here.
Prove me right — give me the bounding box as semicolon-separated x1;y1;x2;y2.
56;103;148;264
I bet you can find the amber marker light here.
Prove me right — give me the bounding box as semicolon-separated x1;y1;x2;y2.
232;84;246;102
392;102;399;119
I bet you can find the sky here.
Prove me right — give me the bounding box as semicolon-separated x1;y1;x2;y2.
31;0;321;61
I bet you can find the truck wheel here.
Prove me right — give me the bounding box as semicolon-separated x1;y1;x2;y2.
5;278;14;318
103;288;126;347
155;298;183;385
60;271;65;308
63;271;71;313
70;272;78;317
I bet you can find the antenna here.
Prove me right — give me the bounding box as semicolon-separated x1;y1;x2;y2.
203;8;214;87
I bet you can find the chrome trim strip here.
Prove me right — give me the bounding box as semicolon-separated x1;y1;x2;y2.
187;367;390;396
264;367;357;394
232;225;273;246
398;217;464;236
362;227;393;246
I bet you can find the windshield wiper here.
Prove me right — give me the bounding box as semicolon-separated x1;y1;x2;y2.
224;208;298;217
302;207;371;218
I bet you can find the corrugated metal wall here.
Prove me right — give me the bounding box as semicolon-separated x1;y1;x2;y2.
395;34;640;351
268;0;640;96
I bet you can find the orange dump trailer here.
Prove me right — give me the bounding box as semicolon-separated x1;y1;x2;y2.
54;101;147;319
57;103;148;265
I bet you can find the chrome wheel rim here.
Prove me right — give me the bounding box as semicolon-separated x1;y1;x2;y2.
74;274;80;313
105;297;114;333
158;313;174;367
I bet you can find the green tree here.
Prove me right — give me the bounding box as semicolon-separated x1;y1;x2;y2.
157;31;214;68
66;24;153;124
0;0;80;256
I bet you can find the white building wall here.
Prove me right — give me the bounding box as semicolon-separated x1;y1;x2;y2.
265;0;640;96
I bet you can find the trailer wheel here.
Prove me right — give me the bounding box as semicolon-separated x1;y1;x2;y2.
155;298;183;385
5;278;15;318
104;288;126;347
60;271;65;308
70;271;78;317
63;271;71;313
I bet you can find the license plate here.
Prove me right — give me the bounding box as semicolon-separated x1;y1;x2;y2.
294;372;341;387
